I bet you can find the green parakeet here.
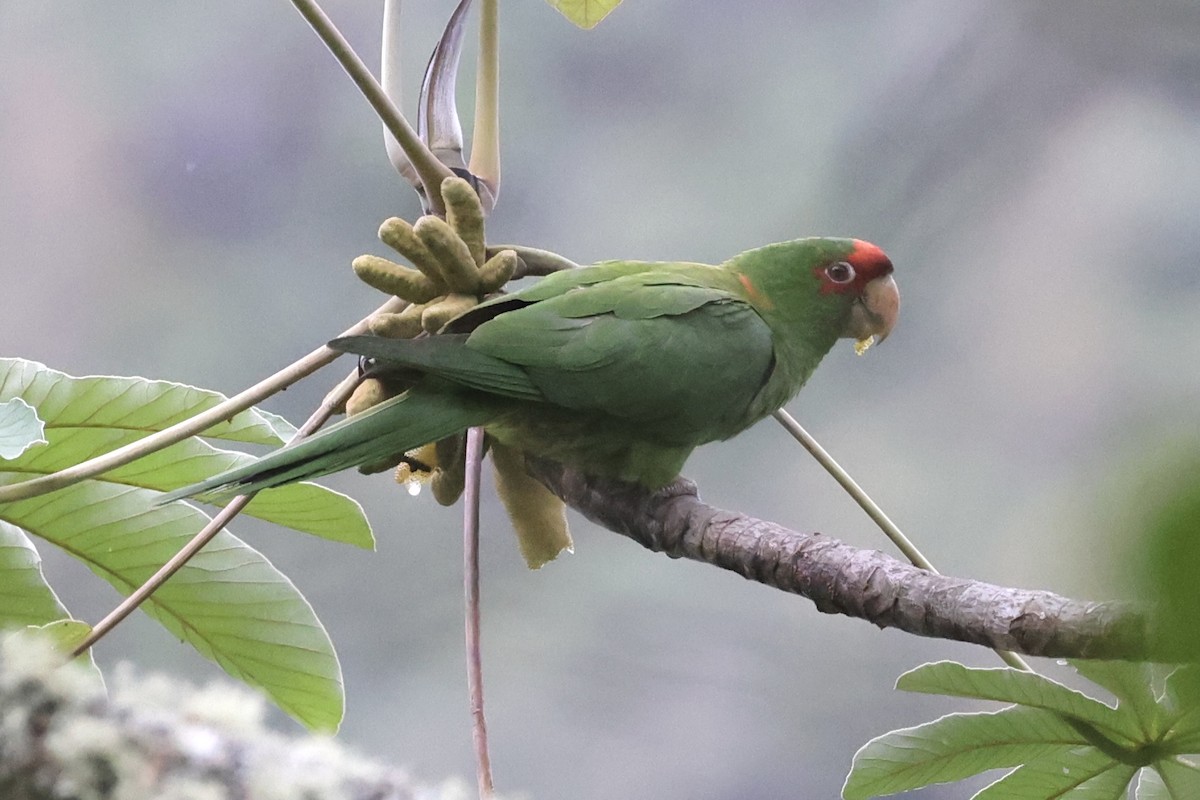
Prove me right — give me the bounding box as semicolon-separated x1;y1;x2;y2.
161;237;898;502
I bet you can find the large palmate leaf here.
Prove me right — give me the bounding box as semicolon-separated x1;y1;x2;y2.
898;661;1142;743
843;706;1083;799
0;358;372;548
846;661;1200;800
0;358;364;730
974;745;1137;799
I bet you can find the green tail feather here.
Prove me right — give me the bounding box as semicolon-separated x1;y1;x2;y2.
158;385;499;504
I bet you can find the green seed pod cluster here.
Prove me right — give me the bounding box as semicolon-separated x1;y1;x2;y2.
353;176;515;339
343;178;576;564
347;176;517;504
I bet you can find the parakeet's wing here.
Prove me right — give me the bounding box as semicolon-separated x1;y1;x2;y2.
462;266;777;442
333;263;779;443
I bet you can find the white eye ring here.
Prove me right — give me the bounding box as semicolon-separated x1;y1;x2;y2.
826;261;856;284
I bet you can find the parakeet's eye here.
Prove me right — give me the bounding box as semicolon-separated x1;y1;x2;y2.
826;262;856;284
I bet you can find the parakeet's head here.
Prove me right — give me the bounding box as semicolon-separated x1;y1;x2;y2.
732;237;899;351
817;239;899;348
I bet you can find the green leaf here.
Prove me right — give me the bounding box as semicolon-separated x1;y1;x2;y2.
1162;667;1200;751
27;618;92;653
0;397;47;459
843;706;1085;799
0;357;372;547
973;746;1135;799
1154;756;1200;798
898;661;1142;743
0;520;73;629
1070;660;1165;739
545;0;623;29
2;622;103;685
1137;455;1200;659
0;357;292;445
1;480;343;731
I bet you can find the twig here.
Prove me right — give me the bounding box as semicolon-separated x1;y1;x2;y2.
462;427;494;799
773;409;1031;671
0;298;405;504
72;369;363;657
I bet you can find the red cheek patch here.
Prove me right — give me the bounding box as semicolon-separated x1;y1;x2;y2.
813;265;840;295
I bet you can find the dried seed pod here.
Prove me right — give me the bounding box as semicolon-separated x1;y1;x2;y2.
353;255;441;304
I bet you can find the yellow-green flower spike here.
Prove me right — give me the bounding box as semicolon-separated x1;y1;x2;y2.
435;434;464;470
413;216;480;293
395;443;439;485
487;245;581;277
368;310;424;340
377;218;447;283
346;378;391;418
421;293;479;334
353;255;442;304
477;249;517;293
441;177;486;268
491;442;573;569
430;465;464;506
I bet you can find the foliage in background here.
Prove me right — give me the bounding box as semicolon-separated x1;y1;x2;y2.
0;357;372;730
546;0;623;29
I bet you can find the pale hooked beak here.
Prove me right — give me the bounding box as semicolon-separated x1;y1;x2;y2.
843;274;900;344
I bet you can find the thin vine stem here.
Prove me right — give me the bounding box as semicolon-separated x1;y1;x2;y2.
289;0;454;212
463;426;495;798
772;408;1032;673
0;297;405;504
72;368;363;657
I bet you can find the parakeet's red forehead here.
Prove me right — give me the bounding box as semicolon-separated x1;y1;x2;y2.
846;239;893;280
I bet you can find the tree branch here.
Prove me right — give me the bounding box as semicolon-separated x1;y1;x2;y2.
526;459;1163;662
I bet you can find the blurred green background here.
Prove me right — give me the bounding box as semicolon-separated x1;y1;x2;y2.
3;1;1199;797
